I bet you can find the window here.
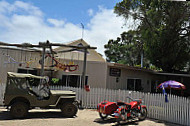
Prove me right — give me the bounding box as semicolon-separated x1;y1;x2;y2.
62;75;88;87
17;68;37;75
17;69;27;74
127;79;134;90
28;70;37;75
127;79;143;91
68;75;80;87
135;79;142;91
62;75;67;86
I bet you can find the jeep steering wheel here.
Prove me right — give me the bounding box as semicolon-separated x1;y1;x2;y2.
39;84;50;94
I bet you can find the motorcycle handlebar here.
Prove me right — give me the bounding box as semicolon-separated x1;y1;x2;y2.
126;96;134;101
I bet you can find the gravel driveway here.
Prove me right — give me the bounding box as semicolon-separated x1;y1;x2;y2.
0;108;179;126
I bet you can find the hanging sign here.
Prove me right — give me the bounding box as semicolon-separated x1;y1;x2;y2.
55;62;79;72
39;54;79;72
3;53;25;65
3;53;35;68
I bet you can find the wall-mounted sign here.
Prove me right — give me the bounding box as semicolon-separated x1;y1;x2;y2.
110;68;121;77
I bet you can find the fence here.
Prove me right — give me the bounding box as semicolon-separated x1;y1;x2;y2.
50;86;190;126
0;84;189;125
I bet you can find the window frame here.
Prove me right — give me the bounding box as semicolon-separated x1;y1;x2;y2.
62;74;88;88
126;78;142;91
17;68;37;75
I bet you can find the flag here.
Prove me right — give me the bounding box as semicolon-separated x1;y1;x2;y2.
81;23;84;29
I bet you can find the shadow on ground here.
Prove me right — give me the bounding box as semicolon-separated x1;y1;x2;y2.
0;109;76;120
94;117;180;126
147;118;180;126
94;117;139;126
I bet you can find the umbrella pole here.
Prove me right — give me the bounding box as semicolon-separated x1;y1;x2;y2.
181;89;184;96
170;88;171;94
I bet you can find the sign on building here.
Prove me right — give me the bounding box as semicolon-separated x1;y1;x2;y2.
109;68;121;77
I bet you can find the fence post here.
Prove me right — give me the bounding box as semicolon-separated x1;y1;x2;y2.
118;89;121;100
0;84;189;125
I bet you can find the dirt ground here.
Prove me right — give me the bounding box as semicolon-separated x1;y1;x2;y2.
0;107;179;126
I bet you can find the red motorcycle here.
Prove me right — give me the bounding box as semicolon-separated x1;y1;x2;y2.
97;96;147;124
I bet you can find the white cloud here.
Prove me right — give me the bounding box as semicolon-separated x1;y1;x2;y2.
84;6;134;54
47;18;65;27
0;1;42;16
14;1;43;16
87;9;94;16
0;1;135;56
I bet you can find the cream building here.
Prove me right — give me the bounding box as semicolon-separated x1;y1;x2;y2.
0;39;190;96
50;39;107;88
0;39;107;89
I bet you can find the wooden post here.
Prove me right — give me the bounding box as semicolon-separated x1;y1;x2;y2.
41;47;46;76
81;48;87;88
79;48;87;108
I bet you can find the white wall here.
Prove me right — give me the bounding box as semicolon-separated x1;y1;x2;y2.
52;59;107;88
106;66;154;92
0;47;41;83
0;47;107;89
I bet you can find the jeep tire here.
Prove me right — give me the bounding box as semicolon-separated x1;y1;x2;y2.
61;102;78;117
10;102;29;118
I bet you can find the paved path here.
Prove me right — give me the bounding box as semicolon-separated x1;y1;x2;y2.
0;108;180;126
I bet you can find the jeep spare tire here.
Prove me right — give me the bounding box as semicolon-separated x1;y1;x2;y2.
10;102;29;118
61;103;78;117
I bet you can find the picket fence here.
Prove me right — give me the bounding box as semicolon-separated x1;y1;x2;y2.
50;86;190;126
0;84;189;126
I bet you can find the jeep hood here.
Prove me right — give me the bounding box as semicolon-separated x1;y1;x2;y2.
50;90;76;96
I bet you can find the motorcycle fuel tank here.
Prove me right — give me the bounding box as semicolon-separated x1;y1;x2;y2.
129;101;139;108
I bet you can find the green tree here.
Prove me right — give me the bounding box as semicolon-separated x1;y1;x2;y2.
105;30;145;66
114;0;190;72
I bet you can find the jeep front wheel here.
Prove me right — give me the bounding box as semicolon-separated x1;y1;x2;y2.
10;102;29;118
61;103;78;117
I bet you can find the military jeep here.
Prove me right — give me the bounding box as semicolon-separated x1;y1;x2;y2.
4;72;78;118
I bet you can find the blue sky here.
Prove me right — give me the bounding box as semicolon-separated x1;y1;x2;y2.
0;0;133;55
6;0;119;24
21;0;120;25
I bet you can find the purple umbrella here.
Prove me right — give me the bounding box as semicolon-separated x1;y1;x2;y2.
157;80;186;90
157;80;186;101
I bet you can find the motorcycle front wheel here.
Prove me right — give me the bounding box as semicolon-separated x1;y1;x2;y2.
138;107;147;121
99;112;108;120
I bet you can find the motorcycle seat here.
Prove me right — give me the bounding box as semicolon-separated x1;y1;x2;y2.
117;100;129;106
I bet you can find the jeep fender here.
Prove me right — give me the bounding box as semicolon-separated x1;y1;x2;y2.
9;97;30;106
55;96;76;107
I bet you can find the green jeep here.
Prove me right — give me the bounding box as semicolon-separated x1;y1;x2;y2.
4;72;78;118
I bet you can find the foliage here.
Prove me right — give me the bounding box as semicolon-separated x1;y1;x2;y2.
51;78;59;84
104;30;144;66
22;43;33;48
114;0;190;72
